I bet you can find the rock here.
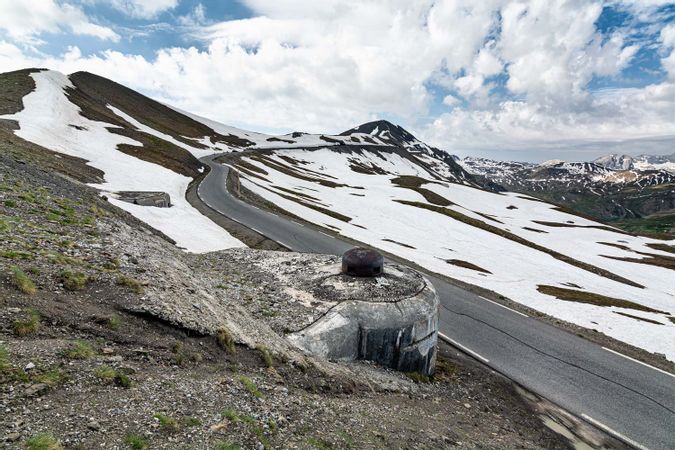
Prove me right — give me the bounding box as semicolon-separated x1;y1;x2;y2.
25;383;49;397
5;432;21;442
464;403;471;409
87;420;101;431
24;362;35;371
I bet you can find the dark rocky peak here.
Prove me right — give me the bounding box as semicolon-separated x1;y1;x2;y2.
340;119;420;146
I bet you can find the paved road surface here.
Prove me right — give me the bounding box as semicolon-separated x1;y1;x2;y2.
198;154;675;450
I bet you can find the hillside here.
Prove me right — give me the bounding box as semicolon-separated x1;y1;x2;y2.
0;69;587;448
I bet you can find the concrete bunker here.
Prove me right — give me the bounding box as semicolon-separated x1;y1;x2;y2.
284;248;439;375
115;191;171;207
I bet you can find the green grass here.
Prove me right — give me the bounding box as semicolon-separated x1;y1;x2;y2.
116;275;144;294
255;344;274;368
33;368;67;387
0;345;11;375
46;252;83;266
95;365;117;380
537;285;668;314
124;434;148;450
14;308;40;336
239;375;264;399
183;417;201;427
1;250;33;260
102;257;120;270
222;409;240;422
107;314;122;330
153;413;179;432
60;270;88;291
11;266;36;294
116;372;132;388
4;199;16;208
239;415;271;449
24;433;63;450
217;327;236;353
63;341;95;360
404;372;431;383
611;214;674;240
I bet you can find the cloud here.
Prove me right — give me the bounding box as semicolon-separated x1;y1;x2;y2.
177;3;207;27
106;0;178;18
0;0;119;44
2;0;674;160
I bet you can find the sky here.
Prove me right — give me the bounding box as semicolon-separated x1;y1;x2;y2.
1;0;674;162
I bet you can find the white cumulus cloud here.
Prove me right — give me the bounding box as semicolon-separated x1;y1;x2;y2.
0;0;119;44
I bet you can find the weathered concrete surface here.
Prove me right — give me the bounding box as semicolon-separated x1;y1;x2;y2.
287;262;439;375
115;191;171;207
192;250;439;375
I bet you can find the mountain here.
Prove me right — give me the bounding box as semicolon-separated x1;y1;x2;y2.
593;154;634;170
633;152;675;173
457;155;675;235
2;68;674;364
340;120;475;184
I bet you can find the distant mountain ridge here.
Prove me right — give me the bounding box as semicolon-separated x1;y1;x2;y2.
457;153;675;235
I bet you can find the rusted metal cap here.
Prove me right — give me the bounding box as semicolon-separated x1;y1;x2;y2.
342;247;384;277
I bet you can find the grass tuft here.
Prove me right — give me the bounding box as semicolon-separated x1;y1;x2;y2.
11;266;36;294
239;375;264;399
95;364;131;387
33;368;67;387
14;308;40;336
25;433;63;450
255;344;274;368
116;275;144;294
404;372;431;383
217;327;236;354
153;413;179;433
60;270;88;291
222;409;240;422
95;365;117;380
0;345;12;375
124;434;148;450
107;314;122;330
63;340;95;360
183;417;201;427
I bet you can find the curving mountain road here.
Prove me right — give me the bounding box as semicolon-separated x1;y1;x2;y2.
198;154;675;450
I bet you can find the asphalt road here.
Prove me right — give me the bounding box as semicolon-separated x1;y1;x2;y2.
198;154;675;450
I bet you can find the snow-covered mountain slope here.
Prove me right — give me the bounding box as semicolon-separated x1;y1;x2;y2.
633;153;675;173
1;69;245;252
225;147;675;360
338;120;475;184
